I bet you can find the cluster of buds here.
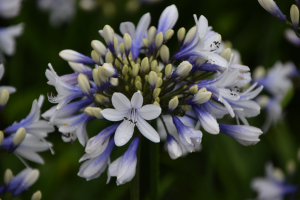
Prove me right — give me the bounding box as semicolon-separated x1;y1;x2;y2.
46;4;264;185
0;64;54;199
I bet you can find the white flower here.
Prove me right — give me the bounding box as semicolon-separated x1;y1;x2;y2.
101;91;161;146
0;0;22;19
0;23;24;56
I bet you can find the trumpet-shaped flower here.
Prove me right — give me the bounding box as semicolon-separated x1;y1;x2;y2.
101;91;161;146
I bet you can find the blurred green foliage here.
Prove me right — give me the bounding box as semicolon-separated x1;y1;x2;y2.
1;0;300;199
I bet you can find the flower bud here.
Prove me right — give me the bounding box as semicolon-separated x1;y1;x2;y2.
172;61;192;78
0;89;9;107
253;66;266;79
165;64;173;77
164;29;174;41
110;77;119;86
10;127;26;153
135;76;141;82
78;73;91;95
168;96;178;112
68;62;86;72
177;27;186;43
145;75;149;82
101;63;117;77
181;105;190;112
167;134;182;159
291;4;299;31
157;73;163;78
132;64;140;77
156;77;163;88
191;88;212;104
136;58;141;64
189;85;198;94
122;65;129;75
103;25;114;46
148;26;157;45
113;37;118;52
0;131;3;146
183;26;196;47
119;43;125;54
59;50;95;65
149;71;158;90
153;88;161;99
286;159;296;176
153;101;160;107
4;169;13;185
151;60;158;71
135;81;142;90
142;38;149;47
155;32;163;48
93;107;104;119
155;97;160;102
91;40;106;56
195;57;207;67
256;95;270;108
91;50;100;64
160;45;169;64
219;48;231;62
31;190;42;200
95;94;110;103
273;168;285;182
123;33;132;55
84;107;94;116
105;51;114;64
258;0;287;22
141;57;149;73
114;56;122;69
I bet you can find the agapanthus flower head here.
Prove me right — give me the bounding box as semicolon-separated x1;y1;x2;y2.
44;4;263;186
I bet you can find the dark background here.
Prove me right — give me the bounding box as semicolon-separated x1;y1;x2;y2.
0;0;300;199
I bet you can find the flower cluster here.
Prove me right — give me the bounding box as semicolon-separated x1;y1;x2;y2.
45;4;264;185
253;61;299;131
0;0;24;62
0;64;54;199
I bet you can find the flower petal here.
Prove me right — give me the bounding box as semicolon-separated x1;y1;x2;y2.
101;109;128;121
138;105;161;120
136;116;160;143
112;93;131;111
114;120;135;146
120;22;136;38
108;156;122;177
130;91;143;109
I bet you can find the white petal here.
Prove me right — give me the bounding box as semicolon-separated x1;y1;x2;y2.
101;109;128;121
138;105;161;120
198;15;208;39
0;64;4;80
15;149;44;164
0;86;16;94
109;156;122;177
114;121;135;146
136;116;160;143
131;91;143;109
120;22;136;38
112;93;131;111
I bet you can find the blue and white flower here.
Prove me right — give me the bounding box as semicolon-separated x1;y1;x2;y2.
101;91;161;146
285;28;300;47
258;0;287;22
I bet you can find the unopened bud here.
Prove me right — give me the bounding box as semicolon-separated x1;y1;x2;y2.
253;66;266;79
119;43;125;54
183;26;196;46
103;25;114;45
115;56;122;68
219;48;231;62
181;105;190;112
145;75;149;82
31;190;42;200
189;85;198;94
151;60;158;71
160;45;169;64
156;77;163;88
155;32;163;48
123;33;132;55
149;71;158;90
195;57;207;66
172;61;192;78
132;64;140;77
91;40;106;56
78;73;91;95
91;50;100;64
273;168;285;182
153;101;160;107
84;107;94;116
153;88;161;99
141;57;149;73
93;107;104;119
135;81;142;90
95;94;110;103
165;64;173;77
177;27;186;43
23;169;39;191
4;169;13;185
0;89;9;106
110;77;118;86
0;131;3;146
105;51;114;64
148;26;157;45
135;76;141;82
291;5;299;31
286;159;296;175
191;87;212;104
169;96;179;112
12;127;26;147
256;95;270;108
142;38;149;47
113;37;118;52
101;63;116;77
122;65;129;75
155;97;160;102
164;29;174;41
157;73;163;78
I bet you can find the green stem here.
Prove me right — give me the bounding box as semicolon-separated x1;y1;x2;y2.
131;138;141;200
150;141;159;200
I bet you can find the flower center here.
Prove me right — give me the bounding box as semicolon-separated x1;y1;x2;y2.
124;108;138;125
